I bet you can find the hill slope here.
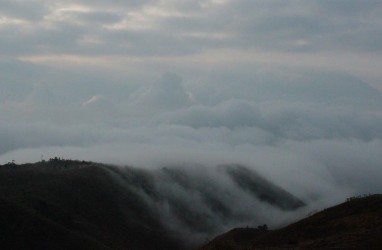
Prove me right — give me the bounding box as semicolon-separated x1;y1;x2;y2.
0;160;305;249
200;194;382;249
223;165;305;210
0;160;182;250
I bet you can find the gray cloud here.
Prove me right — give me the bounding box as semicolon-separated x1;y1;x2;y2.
1;0;381;57
0;0;48;21
1;0;382;244
1;68;382;192
131;73;193;113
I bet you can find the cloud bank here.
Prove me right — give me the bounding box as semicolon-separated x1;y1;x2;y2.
1;67;382;200
1;0;382;241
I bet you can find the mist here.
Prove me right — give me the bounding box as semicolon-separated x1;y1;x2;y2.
1;0;382;245
2;67;382;225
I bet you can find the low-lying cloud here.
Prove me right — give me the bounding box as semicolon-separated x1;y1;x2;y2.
1;68;382;203
2;68;382;245
1;0;382;245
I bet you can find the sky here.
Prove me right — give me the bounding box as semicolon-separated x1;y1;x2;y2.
1;0;382;218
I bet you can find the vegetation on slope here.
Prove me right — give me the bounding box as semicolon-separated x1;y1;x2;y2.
0;159;308;249
0;159;182;250
200;194;382;249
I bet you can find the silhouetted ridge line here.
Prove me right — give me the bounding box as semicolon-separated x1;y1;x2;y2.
222;164;305;210
200;194;382;250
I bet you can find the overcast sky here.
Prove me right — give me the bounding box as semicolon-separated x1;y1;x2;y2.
0;0;382;85
1;0;382;211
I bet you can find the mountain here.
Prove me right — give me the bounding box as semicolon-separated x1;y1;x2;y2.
222;165;305;210
0;160;305;249
200;194;382;249
0;160;182;250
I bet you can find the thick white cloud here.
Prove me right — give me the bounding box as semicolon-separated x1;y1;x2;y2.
1;69;382;200
131;73;193;112
1;0;382;241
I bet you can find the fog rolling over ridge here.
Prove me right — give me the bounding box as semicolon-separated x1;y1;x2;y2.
101;163;307;245
2;67;382;203
1;1;382;247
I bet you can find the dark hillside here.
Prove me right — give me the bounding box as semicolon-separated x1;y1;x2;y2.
0;160;182;250
0;160;307;249
200;194;382;249
223;165;305;210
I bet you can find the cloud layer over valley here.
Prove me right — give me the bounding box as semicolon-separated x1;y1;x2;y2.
2;67;381;203
1;0;382;242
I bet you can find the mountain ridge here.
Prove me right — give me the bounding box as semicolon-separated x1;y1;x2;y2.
0;159;305;249
200;194;382;249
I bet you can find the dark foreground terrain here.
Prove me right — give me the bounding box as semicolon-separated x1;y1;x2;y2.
0;160;183;250
0;159;307;249
200;194;382;249
1;160;380;249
